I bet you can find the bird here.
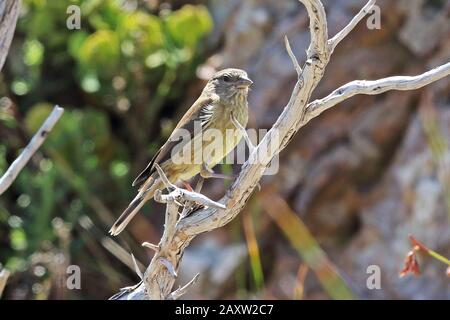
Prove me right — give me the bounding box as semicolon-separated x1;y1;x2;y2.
109;68;253;236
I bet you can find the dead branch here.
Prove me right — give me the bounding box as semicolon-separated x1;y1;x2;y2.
307;62;450;120
0;106;64;195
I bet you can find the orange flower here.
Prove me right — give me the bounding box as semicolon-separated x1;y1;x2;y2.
399;248;421;277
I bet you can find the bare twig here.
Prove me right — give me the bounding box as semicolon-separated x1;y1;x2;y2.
0;105;64;195
328;0;377;53
153;163;176;190
307;62;450;120
168;273;200;300
111;0;450;300
284;35;302;77
231;112;256;153
155;188;226;210
130;254;144;280
142;242;159;252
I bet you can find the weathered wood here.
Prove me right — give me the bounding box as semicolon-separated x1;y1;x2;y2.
0;0;21;71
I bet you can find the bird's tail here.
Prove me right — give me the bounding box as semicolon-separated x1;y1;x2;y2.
109;179;160;236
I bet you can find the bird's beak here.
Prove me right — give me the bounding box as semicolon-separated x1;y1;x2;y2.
236;77;253;89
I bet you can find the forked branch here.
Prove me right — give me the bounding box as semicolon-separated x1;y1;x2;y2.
328;0;376;53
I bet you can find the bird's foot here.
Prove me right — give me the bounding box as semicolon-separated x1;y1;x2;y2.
200;163;236;180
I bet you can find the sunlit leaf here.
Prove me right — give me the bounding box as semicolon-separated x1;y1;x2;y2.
110;160;129;178
145;50;167;69
23;39;44;66
165;5;213;49
78;30;120;76
81;73;101;93
68;31;88;58
11;80;30;96
119;12;163;57
10;228;28;251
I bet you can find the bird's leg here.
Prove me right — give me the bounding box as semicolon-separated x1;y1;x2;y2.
200;163;235;180
181;180;194;192
231;112;255;153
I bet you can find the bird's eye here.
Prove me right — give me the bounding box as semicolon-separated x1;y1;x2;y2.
222;75;232;82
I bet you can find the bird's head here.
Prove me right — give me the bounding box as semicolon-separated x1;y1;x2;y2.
205;68;253;100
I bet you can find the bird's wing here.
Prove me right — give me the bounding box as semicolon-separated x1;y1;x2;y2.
132;96;217;187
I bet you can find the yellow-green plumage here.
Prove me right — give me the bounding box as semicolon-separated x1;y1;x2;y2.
173;93;248;181
110;68;251;236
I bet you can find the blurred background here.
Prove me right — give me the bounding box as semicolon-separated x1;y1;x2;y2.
1;0;450;299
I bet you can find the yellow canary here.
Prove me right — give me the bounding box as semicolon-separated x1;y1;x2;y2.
110;68;252;236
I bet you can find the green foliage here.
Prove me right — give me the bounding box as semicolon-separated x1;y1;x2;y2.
1;0;213;299
78;30;121;76
166;5;213;49
16;0;213;105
